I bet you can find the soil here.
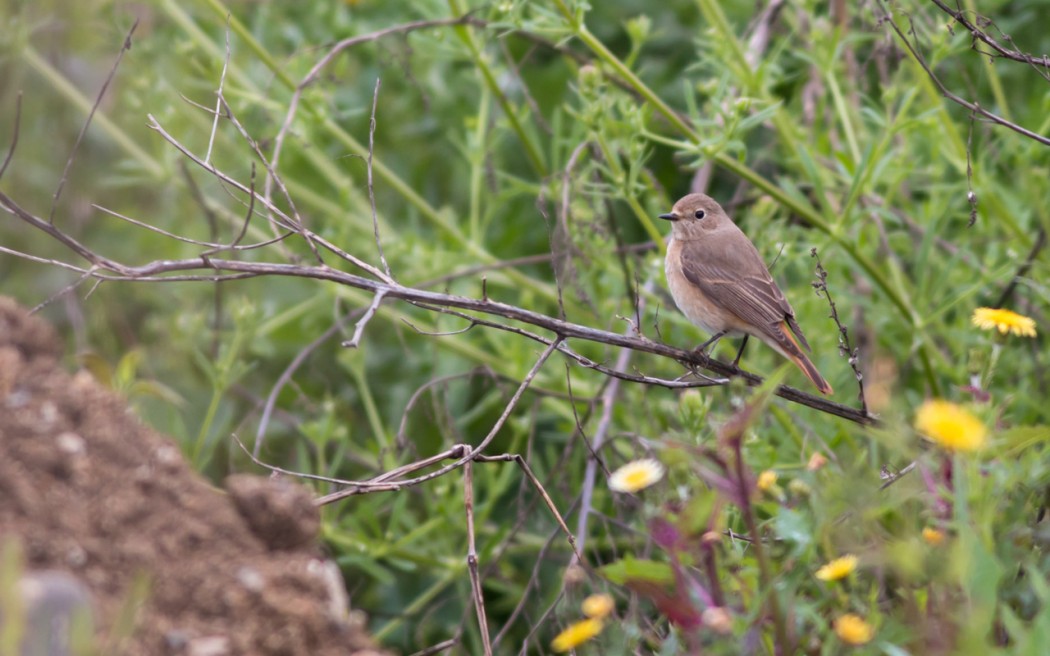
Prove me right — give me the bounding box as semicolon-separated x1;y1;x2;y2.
0;297;386;656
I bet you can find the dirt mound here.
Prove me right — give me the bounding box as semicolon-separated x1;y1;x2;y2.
0;297;385;655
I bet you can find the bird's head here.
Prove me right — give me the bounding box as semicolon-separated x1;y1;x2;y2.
658;193;731;239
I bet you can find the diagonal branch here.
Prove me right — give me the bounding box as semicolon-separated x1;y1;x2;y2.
0;190;877;425
49;20;139;224
878;2;1050;147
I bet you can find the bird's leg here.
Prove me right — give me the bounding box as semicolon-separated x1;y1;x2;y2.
674;330;728;382
692;331;727;358
732;335;750;367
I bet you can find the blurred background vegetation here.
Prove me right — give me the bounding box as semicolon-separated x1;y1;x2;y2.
2;0;1049;653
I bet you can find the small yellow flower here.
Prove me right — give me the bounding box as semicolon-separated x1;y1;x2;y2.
834;613;875;645
608;458;665;493
915;400;987;452
581;593;614;619
756;470;778;492
972;307;1037;338
815;555;858;582
922;527;946;546
551;618;603;652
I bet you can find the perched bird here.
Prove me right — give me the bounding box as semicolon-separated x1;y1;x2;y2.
659;193;833;395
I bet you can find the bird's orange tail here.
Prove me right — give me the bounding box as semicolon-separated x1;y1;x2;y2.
786;350;834;395
774;323;833;395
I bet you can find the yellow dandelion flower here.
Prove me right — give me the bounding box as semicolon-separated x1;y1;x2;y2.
972;307;1036;338
834;614;875;645
915;400;986;452
551;618;603;652
609;458;665;493
815;555;858;582
756;470;778;492
922;527;946;546
581;593;614;619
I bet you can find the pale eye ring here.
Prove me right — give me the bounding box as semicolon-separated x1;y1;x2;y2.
694;210;706;219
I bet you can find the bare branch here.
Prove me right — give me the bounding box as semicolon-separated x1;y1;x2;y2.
0;244;87;275
877;3;1050;147
408;302;727;389
929;0;1050;74
50;20;139;224
395;369;499;449
879;460;917;490
811;249;867;415
213;97;324;264
146;114;394;283
463;461;493;656
341;290;386;349
3;186;872;422
205;15;232;165
408;639;458;656
253;310;354;457
366;78;393;280
0;92;21;183
475;453;582;562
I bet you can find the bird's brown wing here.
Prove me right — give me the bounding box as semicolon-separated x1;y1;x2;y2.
679;238;812;352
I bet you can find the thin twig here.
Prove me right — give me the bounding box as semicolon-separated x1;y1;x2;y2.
236;435;470;491
407;301;726;389
342;290;386;348
877;3;1050;147
476;453;583;563
366;77;393;280
90;203;282;250
929;0;1050;72
550;140;590;319
965;110;979;226
0;92;21;183
393;369;527;453
146;114;393;283
205;16;232;165
213;97;324;264
463;461;493;656
202;162;257;261
49;20;139;224
408;639;458;656
811;248;867;414
490;518;568;650
253;310;354;457
879;460;917;490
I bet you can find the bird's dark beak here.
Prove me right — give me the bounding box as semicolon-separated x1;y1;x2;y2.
658;212;678;222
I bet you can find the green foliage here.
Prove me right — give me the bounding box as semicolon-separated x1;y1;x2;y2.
2;0;1049;653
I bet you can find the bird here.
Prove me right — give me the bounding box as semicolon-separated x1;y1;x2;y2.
659;193;833;395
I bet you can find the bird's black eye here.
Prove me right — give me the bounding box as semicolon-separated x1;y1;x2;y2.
694;210;706;220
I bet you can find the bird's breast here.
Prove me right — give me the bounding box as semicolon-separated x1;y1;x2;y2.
664;237;740;336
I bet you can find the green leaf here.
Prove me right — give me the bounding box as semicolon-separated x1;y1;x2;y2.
600;556;674;586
